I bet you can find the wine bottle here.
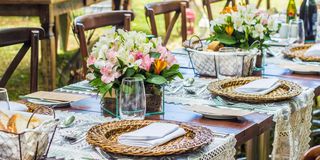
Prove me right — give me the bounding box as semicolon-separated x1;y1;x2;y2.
287;0;297;23
299;0;318;41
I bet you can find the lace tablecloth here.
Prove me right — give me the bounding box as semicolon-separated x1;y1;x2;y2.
48;111;236;160
165;78;314;160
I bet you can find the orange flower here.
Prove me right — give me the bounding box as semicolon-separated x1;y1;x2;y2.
154;59;167;75
225;25;234;36
221;6;232;14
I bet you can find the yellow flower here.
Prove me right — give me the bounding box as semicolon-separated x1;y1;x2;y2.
225;26;234;36
154;59;167;75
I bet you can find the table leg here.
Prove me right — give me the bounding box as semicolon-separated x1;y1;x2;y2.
246;137;258;160
40;5;56;90
259;130;270;160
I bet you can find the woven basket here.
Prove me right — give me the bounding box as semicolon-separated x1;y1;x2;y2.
86;120;214;156
207;77;302;103
282;44;320;62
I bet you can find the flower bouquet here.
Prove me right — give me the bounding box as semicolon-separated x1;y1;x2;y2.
209;5;279;50
185;5;280;77
209;4;280;69
86;28;183;117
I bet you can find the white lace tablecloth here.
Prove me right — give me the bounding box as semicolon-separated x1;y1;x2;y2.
47;111;236;160
165;78;314;160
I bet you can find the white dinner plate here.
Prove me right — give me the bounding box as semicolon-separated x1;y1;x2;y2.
0;101;28;111
27;98;70;107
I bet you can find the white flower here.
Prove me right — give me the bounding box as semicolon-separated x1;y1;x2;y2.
267;17;278;32
252;23;266;39
232;13;244;32
94;59;107;69
86;73;95;81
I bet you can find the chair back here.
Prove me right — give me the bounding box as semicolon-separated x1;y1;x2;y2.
74;10;134;77
302;145;320;160
202;0;235;21
145;0;189;46
0;27;44;93
112;0;130;10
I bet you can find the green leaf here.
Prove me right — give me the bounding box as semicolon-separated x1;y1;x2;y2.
215;34;237;45
90;78;102;87
162;70;180;78
99;83;113;97
169;64;179;71
134;74;146;80
125;68;135;77
146;75;167;85
117;57;125;67
150;52;161;59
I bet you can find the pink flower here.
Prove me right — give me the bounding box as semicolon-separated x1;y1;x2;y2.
160;51;177;67
87;55;96;66
157;46;168;55
130;51;144;61
106;50;117;64
100;62;121;84
139;54;154;71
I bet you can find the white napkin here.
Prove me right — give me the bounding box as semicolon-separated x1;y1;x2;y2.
235;78;281;95
305;44;320;57
118;122;186;147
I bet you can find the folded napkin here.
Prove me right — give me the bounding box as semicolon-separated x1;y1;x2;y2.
118;122;186;147
23;91;90;102
235;78;281;95
305;44;320;57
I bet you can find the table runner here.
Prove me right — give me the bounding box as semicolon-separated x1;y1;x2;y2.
47;111;237;160
165;78;314;160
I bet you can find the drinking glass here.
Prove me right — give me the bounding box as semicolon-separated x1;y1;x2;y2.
288;19;305;44
119;77;146;120
0;88;10;110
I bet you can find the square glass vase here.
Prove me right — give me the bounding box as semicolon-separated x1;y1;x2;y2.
101;84;165;118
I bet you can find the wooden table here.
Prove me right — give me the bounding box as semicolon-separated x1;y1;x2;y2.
62;96;273;148
0;0;105;90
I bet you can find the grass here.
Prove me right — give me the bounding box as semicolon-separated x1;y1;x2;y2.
0;0;302;100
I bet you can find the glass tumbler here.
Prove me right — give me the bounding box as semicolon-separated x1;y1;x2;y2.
288;19;305;44
0;88;10;110
119;77;146;120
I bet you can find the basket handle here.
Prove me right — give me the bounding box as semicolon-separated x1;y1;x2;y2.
188;35;203;51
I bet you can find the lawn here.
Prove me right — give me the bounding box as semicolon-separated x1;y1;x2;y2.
0;0;301;99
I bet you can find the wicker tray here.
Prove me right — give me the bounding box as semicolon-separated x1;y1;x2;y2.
86;120;214;156
207;77;302;103
282;44;320;62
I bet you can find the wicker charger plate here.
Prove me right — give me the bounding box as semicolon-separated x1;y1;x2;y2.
86;120;214;156
207;77;302;103
283;44;320;62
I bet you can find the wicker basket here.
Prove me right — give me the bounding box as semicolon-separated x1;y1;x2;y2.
86;120;214;156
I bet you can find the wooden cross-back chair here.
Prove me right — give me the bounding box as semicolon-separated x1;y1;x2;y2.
241;0;270;9
202;0;236;21
145;0;189;46
302;145;320;160
112;0;131;10
0;27;44;93
74;10;135;77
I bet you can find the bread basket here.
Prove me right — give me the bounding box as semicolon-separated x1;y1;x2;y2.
0;106;58;160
